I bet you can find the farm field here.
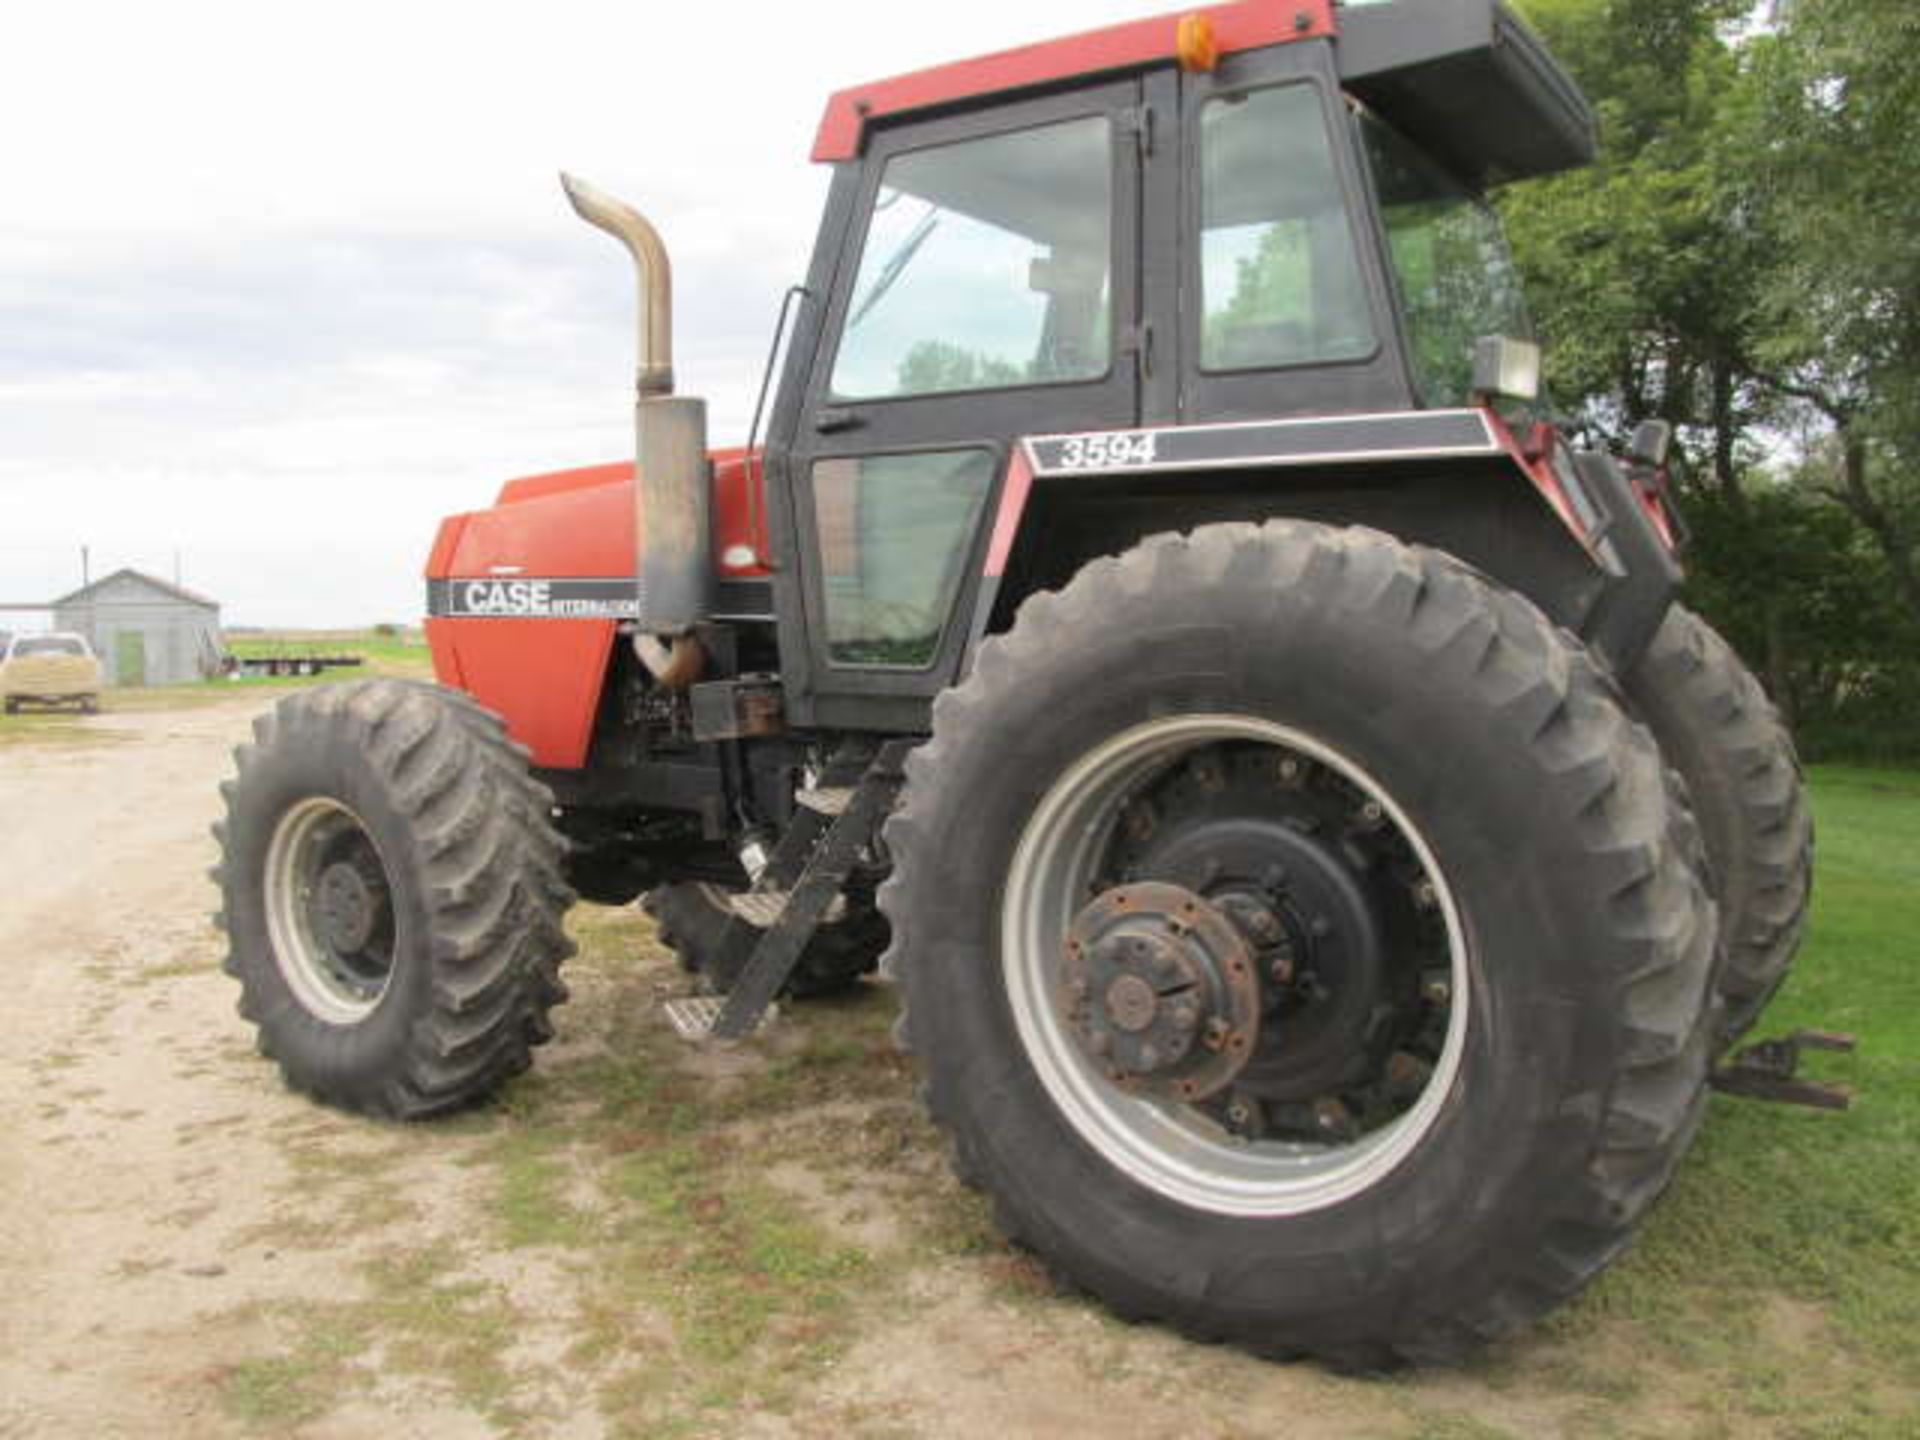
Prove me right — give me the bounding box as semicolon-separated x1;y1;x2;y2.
223;629;434;681
0;687;1913;1438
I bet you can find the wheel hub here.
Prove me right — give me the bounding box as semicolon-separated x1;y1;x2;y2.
1117;802;1396;1105
1062;881;1261;1101
265;797;400;1024
313;859;384;954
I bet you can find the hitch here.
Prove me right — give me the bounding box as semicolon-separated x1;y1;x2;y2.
1710;1029;1857;1111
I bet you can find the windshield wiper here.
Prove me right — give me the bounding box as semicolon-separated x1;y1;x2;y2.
847;208;941;329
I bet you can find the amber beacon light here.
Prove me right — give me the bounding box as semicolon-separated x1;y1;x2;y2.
1176;13;1220;71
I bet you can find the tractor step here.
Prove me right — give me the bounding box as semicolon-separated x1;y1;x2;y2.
796;786;855;816
695;738;913;1043
726;888;847;928
1710;1028;1858;1110
663;995;778;1042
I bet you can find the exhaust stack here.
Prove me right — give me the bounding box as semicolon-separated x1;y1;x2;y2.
560;172;710;687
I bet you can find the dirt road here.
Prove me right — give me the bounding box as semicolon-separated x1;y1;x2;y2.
0;693;1905;1438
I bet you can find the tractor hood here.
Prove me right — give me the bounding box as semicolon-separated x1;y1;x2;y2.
1337;0;1597;188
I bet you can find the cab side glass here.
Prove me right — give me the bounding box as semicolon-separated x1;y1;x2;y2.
830;117;1114;401
813;449;997;668
1200;85;1375;372
1359;112;1536;409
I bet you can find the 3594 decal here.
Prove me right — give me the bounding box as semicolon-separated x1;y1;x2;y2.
1057;431;1159;469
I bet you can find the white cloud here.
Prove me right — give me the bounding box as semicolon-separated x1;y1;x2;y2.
1;0;1174;626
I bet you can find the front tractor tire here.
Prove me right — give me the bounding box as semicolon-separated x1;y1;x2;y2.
214;680;575;1119
883;522;1717;1365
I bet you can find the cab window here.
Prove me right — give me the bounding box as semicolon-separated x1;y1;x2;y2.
1199;85;1375;372
813;449;997;668
1358;112;1535;408
830;117;1114;401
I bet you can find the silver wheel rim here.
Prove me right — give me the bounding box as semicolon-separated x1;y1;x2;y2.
263;797;397;1024
1001;714;1469;1217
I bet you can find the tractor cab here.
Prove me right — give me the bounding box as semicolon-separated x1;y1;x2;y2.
755;0;1628;730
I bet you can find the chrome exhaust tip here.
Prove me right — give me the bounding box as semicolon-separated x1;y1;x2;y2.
560;171;676;399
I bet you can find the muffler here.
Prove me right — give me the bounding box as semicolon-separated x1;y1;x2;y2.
560;172;710;687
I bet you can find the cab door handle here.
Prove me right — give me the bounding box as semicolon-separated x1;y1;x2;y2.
814;407;866;434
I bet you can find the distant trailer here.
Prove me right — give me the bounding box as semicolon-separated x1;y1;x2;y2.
222;654;366;679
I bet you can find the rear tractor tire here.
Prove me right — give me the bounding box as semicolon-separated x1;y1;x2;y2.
213;679;575;1119
882;522;1717;1364
1623;605;1813;1047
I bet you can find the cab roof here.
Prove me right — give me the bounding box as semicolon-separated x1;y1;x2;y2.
811;0;1595;187
812;0;1336;162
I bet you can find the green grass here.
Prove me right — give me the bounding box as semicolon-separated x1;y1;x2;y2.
0;711;120;749
216;1246;522;1430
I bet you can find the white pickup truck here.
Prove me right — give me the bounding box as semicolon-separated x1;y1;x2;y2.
1;632;103;714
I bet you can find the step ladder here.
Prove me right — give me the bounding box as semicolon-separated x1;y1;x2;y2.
663;738;911;1042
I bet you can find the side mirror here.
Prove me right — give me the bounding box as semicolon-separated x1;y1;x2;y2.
1628;419;1672;469
1470;336;1541;404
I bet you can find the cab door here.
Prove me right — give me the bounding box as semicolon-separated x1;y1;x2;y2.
772;79;1144;731
1150;39;1411;424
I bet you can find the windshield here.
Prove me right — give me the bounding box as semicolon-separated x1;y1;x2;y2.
12;636;87;658
1358;112;1534;409
830;116;1113;401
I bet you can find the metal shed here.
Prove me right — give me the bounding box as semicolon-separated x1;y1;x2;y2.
51;569;223;687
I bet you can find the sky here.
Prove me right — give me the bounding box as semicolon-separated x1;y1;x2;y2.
1;0;1176;628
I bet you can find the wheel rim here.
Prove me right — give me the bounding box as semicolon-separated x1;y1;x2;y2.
1001;714;1469;1217
264;797;399;1024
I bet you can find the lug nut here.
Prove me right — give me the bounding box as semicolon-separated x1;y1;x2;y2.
1314;1097;1353;1135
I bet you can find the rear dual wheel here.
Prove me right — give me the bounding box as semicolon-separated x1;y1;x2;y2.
883;522;1716;1363
1624;606;1812;1047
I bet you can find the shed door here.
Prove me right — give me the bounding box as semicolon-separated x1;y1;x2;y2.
115;632;146;686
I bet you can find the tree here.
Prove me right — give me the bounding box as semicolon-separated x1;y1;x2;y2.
1503;0;1920;757
895;340;1024;395
1503;0;1765;504
1733;0;1920;628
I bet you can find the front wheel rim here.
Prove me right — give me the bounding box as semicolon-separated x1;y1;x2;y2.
1001;714;1470;1218
263;797;399;1024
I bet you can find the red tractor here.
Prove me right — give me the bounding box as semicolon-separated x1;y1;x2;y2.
215;0;1818;1364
